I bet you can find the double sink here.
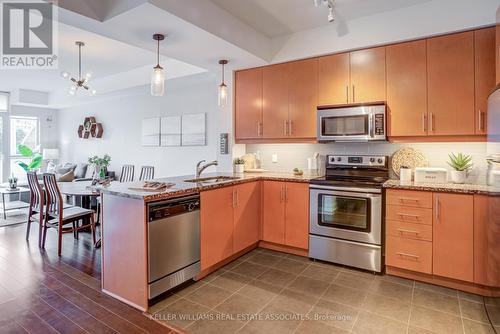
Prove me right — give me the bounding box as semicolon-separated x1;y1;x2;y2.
183;176;240;184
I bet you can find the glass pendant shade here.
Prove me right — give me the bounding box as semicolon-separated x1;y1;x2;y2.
151;66;165;96
218;83;228;107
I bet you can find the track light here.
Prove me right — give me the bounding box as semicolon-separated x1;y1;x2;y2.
314;0;335;23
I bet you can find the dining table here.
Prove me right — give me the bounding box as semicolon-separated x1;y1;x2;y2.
57;180;105;248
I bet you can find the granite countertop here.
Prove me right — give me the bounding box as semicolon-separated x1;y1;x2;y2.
383;179;500;195
99;171;322;202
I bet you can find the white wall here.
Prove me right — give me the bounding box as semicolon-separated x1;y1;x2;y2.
271;0;498;62
57;73;230;179
246;142;489;184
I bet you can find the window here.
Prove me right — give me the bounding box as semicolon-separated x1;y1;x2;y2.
0;92;8;112
9;116;39;182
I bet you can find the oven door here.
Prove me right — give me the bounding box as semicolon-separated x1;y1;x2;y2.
310;187;382;245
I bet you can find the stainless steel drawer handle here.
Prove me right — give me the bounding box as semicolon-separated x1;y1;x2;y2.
397;213;420;220
397;228;419;235
399;198;419;203
396;252;419;259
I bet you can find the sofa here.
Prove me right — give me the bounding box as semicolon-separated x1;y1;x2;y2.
51;163;115;182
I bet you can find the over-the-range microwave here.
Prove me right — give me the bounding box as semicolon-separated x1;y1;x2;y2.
317;104;387;142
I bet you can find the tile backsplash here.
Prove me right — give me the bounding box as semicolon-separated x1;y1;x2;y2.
246;142;492;184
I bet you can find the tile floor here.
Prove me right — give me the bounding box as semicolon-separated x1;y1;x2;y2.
149;248;499;334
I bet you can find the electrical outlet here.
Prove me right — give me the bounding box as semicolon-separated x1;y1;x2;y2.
272;154;278;163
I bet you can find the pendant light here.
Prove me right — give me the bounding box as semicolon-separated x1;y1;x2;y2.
151;34;165;96
218;60;228;107
61;41;96;96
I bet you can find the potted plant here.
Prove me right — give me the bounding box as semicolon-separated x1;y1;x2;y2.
447;153;473;184
233;157;245;173
88;154;111;180
17;144;43;173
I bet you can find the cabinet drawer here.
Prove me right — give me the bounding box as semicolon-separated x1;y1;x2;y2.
386;220;432;241
386;235;432;274
386;205;433;225
386;189;433;208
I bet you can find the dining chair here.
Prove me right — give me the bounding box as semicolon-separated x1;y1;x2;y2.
41;173;96;256
120;164;135;182
26;172;44;246
139;166;154;181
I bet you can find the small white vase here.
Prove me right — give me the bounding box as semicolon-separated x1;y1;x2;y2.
234;164;244;173
450;170;467;184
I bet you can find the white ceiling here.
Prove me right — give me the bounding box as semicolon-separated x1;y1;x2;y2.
210;0;433;37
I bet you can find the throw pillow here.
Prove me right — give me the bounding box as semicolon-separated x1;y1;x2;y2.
58;170;75;182
74;163;88;179
55;163;76;175
85;164;95;179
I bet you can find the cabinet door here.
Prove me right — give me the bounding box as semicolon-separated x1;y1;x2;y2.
284;182;309;249
288;58;318;138
262;181;285;244
427;32;475;135
318;53;350;105
234;181;261;253
263;63;290;138
235;68;263;140
200;186;234;270
350;47;386;103
497;24;500;85
433;193;473;282
386;40;428;137
474;28;496;135
473;195;500;287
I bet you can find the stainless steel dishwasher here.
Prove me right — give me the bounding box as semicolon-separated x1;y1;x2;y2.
147;194;200;299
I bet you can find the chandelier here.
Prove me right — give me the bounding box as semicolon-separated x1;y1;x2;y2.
61;41;96;96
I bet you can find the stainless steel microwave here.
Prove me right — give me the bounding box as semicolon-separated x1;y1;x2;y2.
317;104;387;142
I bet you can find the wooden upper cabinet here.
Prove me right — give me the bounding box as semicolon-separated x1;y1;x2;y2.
349;47;386;103
288;58;318;138
263;63;290;138
235;68;263;139
233;181;261;253
200;186;234;270
386;40;428;137
474;27;496;135
318;53;350;105
496;24;500;85
474;195;500;287
262;181;285;244
284;182;309;249
432;193;474;282
427;32;475;135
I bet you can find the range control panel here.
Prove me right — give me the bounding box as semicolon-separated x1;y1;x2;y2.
327;155;387;167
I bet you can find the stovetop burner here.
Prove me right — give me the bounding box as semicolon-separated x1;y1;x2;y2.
311;154;389;188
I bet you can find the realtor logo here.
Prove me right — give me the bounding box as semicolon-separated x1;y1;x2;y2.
1;0;58;69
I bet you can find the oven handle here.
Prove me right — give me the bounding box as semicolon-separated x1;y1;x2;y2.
310;185;382;195
310;188;382;199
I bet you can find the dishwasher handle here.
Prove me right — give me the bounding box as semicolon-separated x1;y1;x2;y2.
148;195;200;222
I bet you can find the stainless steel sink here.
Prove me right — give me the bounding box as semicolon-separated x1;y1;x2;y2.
183;176;240;184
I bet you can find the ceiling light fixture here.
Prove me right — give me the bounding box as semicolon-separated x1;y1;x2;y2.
61;41;96;96
314;0;335;23
218;59;228;107
151;33;165;96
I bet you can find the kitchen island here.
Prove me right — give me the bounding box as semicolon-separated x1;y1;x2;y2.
99;171;320;311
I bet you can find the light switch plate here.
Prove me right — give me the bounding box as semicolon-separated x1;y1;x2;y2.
272;153;278;163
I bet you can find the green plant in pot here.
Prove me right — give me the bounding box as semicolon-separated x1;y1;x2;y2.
234;157;245;173
17;144;43;172
447;153;473;184
88;154;111;180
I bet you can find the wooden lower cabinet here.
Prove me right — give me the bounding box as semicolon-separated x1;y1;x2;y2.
474;195;500;287
432;193;474;282
262;181;309;250
234;181;261;253
386;235;432;274
200;186;235;270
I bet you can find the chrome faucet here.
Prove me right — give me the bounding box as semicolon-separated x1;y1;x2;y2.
195;160;218;179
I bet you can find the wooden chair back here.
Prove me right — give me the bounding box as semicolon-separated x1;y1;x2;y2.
139;166;154;181
27;171;43;214
43;173;63;217
120;164;135;182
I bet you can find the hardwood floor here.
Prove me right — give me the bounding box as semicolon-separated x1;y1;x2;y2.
0;223;180;334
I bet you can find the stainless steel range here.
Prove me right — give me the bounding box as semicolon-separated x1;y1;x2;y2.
309;155;389;272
